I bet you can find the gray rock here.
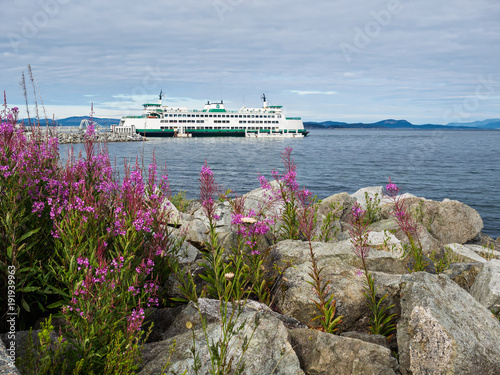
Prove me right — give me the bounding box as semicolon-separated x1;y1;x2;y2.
192;200;233;230
368;218;441;255
397;272;500;374
317;192;357;224
0;339;20;374
271;240;403;332
470;259;500;315
289;328;398;375
340;331;390;349
139;299;304;375
175;238;202;264
412;199;483;245
241;181;282;217
177;218;209;249
441;262;483;291
350;186;383;210
160;299;306;340
56;131;145;144
444;243;490;263
272;239;407;276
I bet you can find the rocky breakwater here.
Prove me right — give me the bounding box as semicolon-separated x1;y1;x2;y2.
57;131;145;144
2;185;500;374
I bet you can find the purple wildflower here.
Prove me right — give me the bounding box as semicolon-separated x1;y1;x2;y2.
348;204;371;261
199;161;219;225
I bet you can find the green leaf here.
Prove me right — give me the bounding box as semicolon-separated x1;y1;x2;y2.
17;227;41;243
19;286;40;293
21;298;31;312
47;301;66;309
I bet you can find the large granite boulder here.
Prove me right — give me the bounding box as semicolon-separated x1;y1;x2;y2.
379;196;483;250
139;299;304;375
289;328;398;374
271;240;404;332
397;272;500;374
405;198;483;245
470;259;500;315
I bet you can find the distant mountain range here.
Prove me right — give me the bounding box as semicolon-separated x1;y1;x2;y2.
304;118;500;130
21;116;500;130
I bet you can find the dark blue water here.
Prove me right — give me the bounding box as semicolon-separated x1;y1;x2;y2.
60;129;500;237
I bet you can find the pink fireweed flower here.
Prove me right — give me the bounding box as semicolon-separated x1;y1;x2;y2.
77;257;90;271
199;161;219;224
127;308;145;334
31;201;45;216
348;204;371;261
147;297;159;307
385;177;400;198
258;174;272;190
351;205;365;220
384;178;419;241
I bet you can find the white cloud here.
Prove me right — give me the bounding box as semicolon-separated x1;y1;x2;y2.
290;90;337;96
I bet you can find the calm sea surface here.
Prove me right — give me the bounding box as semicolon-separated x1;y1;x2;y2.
60;129;500;237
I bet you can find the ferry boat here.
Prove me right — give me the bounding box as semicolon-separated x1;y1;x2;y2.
114;93;309;138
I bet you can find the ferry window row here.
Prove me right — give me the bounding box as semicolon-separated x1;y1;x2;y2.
239;121;279;124
160;120;205;123
165;113;281;118
159;126;280;131
160;119;278;124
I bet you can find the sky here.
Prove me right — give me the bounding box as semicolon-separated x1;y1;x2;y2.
1;0;500;124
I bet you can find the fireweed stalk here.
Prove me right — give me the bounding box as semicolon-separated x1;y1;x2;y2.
384;178;427;272
198;161;231;300
300;192;343;333
349;205;396;337
231;200;275;304
191;169;261;375
258;147;306;241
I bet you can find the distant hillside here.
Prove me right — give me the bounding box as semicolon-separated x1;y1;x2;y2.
304;118;500;130
446;118;500;128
